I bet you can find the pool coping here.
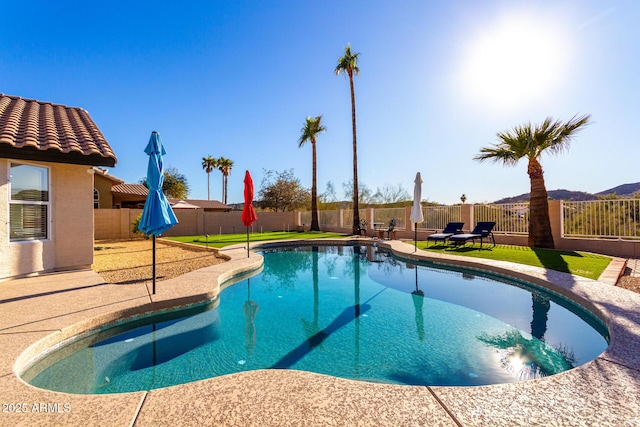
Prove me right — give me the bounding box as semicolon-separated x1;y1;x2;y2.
0;238;638;426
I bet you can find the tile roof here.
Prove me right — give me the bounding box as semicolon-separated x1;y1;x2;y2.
109;186;230;209
182;199;230;210
112;183;149;196
0;94;117;167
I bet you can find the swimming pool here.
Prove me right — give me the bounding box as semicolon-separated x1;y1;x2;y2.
23;244;608;393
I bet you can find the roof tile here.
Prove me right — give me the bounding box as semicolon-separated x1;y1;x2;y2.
112;183;149;196
0;94;117;166
183;199;230;209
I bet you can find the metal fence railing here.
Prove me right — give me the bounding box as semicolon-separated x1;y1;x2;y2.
299;211;311;227
300;210;341;227
473;203;530;234
319;210;340;227
563;199;640;239
300;200;640;240
343;209;353;229
373;208;406;229
419;205;462;231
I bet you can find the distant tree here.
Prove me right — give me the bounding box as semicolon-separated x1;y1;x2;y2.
298;115;326;231
140;166;190;199
342;179;374;205
373;183;410;204
217;157;234;204
597;193;620;200
474;114;590;248
320;181;338;204
259;169;310;212
335;44;361;234
202;155;217;200
162;167;190;200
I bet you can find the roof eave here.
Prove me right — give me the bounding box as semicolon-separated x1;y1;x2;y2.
0;145;117;167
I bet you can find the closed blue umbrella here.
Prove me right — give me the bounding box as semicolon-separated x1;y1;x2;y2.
139;131;178;294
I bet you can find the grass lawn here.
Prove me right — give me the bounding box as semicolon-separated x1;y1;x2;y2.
166;231;347;248
415;241;611;280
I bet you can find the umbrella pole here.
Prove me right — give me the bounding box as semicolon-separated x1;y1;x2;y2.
152;235;156;294
247;226;250;258
414;223;417;252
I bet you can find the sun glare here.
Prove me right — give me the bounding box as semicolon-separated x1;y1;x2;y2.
459;13;571;110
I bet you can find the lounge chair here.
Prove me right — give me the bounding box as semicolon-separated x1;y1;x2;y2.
426;222;465;246
448;221;496;248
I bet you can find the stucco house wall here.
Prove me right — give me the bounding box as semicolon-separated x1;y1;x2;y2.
53;163;94;271
93;172;116;209
0;160;94;279
0;160;11;276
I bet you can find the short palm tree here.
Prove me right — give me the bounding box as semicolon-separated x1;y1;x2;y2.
217;157;234;205
474;114;591;248
298;115;326;231
202;155;217;200
335;44;361;235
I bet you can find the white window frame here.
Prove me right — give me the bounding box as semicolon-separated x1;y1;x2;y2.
94;188;100;209
8;161;51;243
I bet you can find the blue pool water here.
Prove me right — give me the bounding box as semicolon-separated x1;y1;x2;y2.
24;245;609;393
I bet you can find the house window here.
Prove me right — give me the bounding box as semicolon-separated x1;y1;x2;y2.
9;163;49;242
94;189;100;209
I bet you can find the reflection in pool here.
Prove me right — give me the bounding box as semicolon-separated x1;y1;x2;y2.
23;245;608;393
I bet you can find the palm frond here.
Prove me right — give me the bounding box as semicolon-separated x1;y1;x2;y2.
298;115;326;148
478;114;591;166
335;44;360;76
202;155;217;172
547;114;591;155
474;145;521;166
217;156;234;175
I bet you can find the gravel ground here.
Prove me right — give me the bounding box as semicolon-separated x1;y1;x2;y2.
618;262;640;294
92;239;226;285
92;239;640;295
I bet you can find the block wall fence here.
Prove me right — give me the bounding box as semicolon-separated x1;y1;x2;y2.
94;200;640;258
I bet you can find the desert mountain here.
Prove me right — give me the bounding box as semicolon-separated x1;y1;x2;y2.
493;182;640;204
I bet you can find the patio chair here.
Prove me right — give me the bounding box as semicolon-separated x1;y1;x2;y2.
385;218;397;240
448;221;496;249
426;222;465;246
356;219;368;237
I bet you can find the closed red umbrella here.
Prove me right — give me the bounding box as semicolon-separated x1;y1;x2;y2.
242;170;258;257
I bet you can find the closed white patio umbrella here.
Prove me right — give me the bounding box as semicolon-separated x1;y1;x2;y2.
410;172;424;251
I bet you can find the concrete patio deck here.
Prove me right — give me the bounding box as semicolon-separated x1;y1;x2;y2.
1;239;639;426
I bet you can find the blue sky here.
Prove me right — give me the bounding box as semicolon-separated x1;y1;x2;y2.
2;0;638;205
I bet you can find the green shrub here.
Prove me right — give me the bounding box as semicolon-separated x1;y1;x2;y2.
131;214;149;239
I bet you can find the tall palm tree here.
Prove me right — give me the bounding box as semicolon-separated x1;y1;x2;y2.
201;155;217;200
335;44;361;235
217;156;234;205
474;114;591;248
298;115;326;231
